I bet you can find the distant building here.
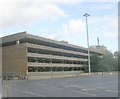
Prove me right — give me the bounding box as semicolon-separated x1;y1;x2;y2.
89;45;107;54
1;32;102;80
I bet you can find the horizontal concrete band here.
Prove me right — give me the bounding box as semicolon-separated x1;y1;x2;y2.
28;62;84;67
27;53;88;61
27;71;83;79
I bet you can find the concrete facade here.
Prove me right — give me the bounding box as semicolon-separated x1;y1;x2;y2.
1;32;102;79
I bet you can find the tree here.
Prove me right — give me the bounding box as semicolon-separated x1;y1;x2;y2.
98;51;113;71
113;51;119;71
83;50;119;72
98;50;119;72
114;51;118;58
90;53;100;72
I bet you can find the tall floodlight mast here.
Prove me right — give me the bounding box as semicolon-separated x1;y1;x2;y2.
83;13;91;76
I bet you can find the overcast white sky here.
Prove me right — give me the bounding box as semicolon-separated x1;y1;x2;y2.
0;0;118;53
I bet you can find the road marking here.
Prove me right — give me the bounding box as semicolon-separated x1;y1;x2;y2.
82;88;87;91
109;82;118;84
64;85;86;88
72;90;97;96
82;88;98;91
64;85;79;87
64;85;99;91
97;87;106;89
10;88;46;97
36;82;63;90
36;82;97;96
105;90;119;93
64;85;98;91
48;85;63;90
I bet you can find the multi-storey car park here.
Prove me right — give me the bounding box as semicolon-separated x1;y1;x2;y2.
1;32;102;80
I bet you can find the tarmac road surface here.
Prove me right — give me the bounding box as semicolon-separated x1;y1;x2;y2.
2;75;119;97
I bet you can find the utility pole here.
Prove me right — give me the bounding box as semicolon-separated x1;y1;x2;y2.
83;13;91;76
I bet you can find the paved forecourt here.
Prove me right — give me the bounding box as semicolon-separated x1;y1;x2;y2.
2;75;119;97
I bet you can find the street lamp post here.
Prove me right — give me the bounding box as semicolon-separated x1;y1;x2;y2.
83;13;91;76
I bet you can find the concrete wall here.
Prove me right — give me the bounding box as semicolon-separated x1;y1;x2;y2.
27;71;83;80
28;62;83;67
80;71;118;76
2;43;27;77
28;53;87;61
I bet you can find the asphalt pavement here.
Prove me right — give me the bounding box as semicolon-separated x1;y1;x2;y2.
2;75;119;97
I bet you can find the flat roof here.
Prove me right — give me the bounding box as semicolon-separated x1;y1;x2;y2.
1;31;103;54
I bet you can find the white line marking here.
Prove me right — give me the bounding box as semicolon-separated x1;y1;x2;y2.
36;83;97;96
97;87;106;89
64;85;85;88
73;90;97;96
36;82;63;90
82;89;87;91
105;90;119;93
48;86;63;90
11;88;45;97
64;85;79;87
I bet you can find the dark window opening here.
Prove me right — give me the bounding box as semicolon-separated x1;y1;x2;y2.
28;67;83;72
28;47;88;59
